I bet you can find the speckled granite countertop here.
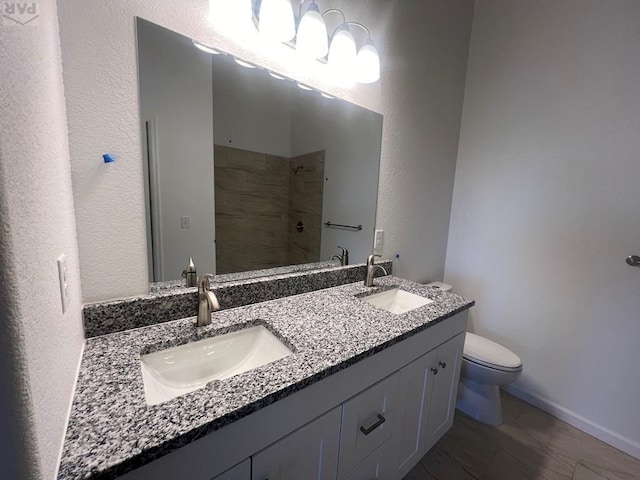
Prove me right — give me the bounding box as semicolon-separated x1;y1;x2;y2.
59;276;474;479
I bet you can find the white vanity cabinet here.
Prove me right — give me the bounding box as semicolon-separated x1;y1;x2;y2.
394;349;438;477
424;332;465;451
120;311;468;480
251;407;341;480
394;332;465;478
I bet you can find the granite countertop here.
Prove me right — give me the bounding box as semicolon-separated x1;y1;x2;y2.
59;276;474;479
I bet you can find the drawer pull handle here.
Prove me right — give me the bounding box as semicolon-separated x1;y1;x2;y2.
439;361;447;369
360;414;386;435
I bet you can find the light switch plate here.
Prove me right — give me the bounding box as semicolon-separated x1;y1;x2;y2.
374;229;384;254
181;216;190;229
57;254;70;313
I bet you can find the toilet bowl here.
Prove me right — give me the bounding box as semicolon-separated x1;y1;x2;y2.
456;332;522;425
425;282;522;426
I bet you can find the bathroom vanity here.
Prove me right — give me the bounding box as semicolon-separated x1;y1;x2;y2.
58;275;473;480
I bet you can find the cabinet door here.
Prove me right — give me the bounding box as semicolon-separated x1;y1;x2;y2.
251;407;341;480
212;459;250;480
394;349;437;479
424;332;465;450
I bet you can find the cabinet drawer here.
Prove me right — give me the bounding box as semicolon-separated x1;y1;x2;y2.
340;439;394;480
338;372;399;477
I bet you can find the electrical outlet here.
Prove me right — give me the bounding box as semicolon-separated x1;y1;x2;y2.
374;229;384;253
57;254;70;313
181;216;190;229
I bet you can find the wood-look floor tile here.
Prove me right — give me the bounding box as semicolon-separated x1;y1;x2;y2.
573;463;612;480
486;448;571;480
412;392;640;480
404;461;437;480
490;420;577;479
437;413;498;477
420;446;481;479
501;389;525;422
515;406;640;480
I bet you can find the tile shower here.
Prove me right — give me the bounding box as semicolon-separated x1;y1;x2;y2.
214;145;325;274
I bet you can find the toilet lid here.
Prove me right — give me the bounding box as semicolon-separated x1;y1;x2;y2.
463;332;522;371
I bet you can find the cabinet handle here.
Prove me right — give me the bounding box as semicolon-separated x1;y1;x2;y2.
439;361;447;369
360;413;386;435
430;367;438;375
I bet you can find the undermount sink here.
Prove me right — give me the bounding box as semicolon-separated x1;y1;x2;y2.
141;324;292;405
361;288;434;314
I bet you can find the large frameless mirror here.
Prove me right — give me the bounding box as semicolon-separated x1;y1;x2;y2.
136;17;383;284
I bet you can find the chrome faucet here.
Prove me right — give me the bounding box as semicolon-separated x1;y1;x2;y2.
197;274;220;327
365;254;388;287
330;246;349;266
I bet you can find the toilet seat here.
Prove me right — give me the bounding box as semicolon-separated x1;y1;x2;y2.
463;332;522;373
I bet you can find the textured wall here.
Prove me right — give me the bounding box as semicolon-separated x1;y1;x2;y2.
446;0;640;458
58;0;475;302
0;0;85;477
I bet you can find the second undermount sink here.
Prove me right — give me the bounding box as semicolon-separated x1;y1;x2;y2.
141;324;292;405
361;288;434;315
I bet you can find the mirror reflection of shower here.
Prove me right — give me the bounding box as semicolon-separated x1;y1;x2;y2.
214;146;325;274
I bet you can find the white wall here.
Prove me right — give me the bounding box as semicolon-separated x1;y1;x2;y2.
0;0;85;477
446;0;640;458
57;0;475;302
138;19;216;281
290;92;382;264
213;54;293;157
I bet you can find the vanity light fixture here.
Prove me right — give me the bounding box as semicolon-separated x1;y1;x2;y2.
192;40;221;54
296;82;313;90
268;71;287;80
250;0;380;84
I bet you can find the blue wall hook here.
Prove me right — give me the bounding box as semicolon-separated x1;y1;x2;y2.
102;154;116;163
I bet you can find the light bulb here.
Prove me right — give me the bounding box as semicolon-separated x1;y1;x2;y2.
259;0;295;42
296;2;328;60
328;25;356;85
356;41;380;84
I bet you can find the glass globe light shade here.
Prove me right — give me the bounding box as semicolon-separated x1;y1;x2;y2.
296;2;328;59
356;41;380;84
259;0;295;42
327;25;356;85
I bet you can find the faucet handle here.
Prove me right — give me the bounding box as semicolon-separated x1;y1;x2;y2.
197;273;215;292
367;254;381;266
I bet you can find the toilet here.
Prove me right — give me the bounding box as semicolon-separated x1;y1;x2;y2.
427;282;523;425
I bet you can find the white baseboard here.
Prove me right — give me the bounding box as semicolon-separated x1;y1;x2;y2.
503;384;640;461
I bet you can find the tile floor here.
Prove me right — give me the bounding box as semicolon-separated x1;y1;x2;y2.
405;391;640;480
